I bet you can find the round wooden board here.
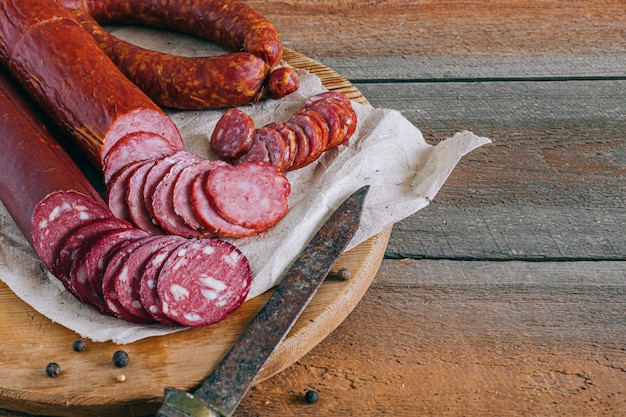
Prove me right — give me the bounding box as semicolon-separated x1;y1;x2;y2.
0;49;391;417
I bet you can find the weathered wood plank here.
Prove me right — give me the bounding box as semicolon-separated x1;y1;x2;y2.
387;205;626;260
320;56;626;81
249;0;626;61
351;80;626;260
238;259;626;416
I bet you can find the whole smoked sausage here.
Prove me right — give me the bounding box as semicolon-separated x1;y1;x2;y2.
0;0;183;168
69;10;271;110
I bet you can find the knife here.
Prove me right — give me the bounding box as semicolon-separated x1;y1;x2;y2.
156;185;370;417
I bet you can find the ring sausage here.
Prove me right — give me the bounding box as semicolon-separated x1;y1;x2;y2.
69;9;271;110
63;0;284;67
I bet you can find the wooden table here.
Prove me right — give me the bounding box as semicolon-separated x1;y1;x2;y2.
2;1;625;416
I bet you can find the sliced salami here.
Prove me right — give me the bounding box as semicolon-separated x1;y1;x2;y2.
112;235;174;322
100;236;158;322
55;217;133;291
150;158;208;237
139;237;187;325
210;108;255;159
290;112;326;167
190;171;258;238
304;91;352;108
205;161;290;231
234;130;270;165
255;126;290;171
105;160;143;221
266;122;297;168
172;159;228;232
299;108;330;151
70;227;149;314
125;160;164;235
31;191;113;272
142;151;202;220
102;131;178;184
304;99;347;149
285;121;310;170
156;239;252;327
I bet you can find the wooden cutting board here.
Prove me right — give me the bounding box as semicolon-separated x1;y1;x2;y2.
0;49;391;417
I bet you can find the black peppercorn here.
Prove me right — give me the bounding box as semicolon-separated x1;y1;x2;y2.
304;389;319;404
112;350;130;368
45;362;61;377
72;340;86;352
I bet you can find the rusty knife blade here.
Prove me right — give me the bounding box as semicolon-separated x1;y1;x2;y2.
157;185;370;417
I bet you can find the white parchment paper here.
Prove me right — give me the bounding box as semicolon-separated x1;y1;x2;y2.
0;28;491;343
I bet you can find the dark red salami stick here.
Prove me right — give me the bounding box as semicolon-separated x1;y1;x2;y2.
70;9;271;110
0;67;108;260
0;0;183;168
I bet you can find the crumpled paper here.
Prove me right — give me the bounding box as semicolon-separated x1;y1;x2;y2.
0;31;490;343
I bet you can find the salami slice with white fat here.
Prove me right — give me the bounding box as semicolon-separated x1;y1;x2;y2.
190;171;258;238
142;152;203;220
210;108;255;159
255;126;291;172
205;161;290;231
266;122;297;168
103;131;178;184
150;158;209;237
31;191;113;272
105;160;143;221
138;236;187;325
112;235;174;322
100;236;158;322
171;159;228;232
55;217;133;293
156;239;251;327
70;227;149;314
125;160;164;235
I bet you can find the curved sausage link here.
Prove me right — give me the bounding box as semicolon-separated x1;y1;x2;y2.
63;0;283;67
70;9;270;110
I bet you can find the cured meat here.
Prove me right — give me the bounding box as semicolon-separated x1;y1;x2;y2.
55;217;133;292
172;160;228;232
141;152;203;221
205;161;290;231
139;237;187;325
190;171;258;238
266;122;298;168
266;66;300;99
70;9;270;110
31;191;113;272
66;0;284;68
210;108;255;159
156;239;252;327
285;121;311;170
150;159;211;237
103;131;178;184
112;235;173;322
105;161;144;221
125;160;165;235
220;91;357;171
255;126;291;172
69;227;150;313
0;0;183;167
0;67;105;249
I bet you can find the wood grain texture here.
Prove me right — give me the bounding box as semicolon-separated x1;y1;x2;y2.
237;259;626;416
2;0;625;416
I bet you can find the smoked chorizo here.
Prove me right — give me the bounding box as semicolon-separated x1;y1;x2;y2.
69;9;271;110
